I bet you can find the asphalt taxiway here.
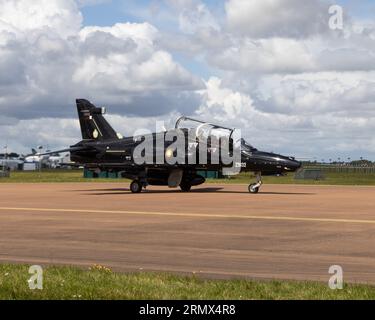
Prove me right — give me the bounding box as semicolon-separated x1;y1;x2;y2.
1;183;375;283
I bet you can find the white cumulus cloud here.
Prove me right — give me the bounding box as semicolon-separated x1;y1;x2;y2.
225;0;330;39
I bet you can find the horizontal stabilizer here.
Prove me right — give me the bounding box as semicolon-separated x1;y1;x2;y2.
37;146;90;156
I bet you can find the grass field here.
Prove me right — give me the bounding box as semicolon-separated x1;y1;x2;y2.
229;171;375;186
0;264;374;300
0;170;118;183
1;169;375;186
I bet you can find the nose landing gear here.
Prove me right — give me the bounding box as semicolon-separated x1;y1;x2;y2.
248;172;262;194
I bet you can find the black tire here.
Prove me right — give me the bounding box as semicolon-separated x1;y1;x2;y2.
130;180;142;193
180;181;192;192
248;183;259;194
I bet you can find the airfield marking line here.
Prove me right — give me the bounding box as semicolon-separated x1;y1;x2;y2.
0;206;375;225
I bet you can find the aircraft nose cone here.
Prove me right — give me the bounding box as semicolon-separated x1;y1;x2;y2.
288;158;302;171
281;156;301;171
294;160;302;170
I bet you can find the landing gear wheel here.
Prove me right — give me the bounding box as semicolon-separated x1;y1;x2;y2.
248;172;262;194
248;183;260;194
130;180;142;193
180;181;192;192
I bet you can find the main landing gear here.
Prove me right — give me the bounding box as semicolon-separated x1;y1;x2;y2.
130;180;143;193
180;181;192;192
248;172;262;194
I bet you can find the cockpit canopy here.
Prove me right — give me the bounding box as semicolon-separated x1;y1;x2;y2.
175;116;235;145
175;116;257;152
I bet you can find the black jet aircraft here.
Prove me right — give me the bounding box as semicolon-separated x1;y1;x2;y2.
49;99;301;193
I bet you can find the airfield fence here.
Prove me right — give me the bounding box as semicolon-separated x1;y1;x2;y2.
0;166;10;178
304;164;375;174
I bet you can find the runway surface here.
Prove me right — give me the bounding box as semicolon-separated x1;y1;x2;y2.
1;183;375;284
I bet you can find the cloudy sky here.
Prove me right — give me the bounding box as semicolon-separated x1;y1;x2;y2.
0;0;375;160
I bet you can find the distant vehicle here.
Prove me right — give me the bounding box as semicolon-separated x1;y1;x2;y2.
44;99;301;193
48;153;71;168
23;162;37;171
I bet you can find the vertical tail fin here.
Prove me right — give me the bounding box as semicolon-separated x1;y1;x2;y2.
76;99;119;140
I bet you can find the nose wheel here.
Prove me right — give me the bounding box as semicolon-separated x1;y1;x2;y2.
248;172;262;194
